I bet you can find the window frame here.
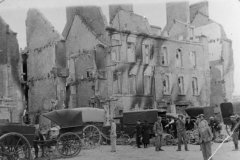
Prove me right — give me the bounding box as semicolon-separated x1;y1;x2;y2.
176;48;183;68
129;75;137;95
163;74;170;95
178;76;185;95
127;42;136;62
192;77;199;96
161;46;169;66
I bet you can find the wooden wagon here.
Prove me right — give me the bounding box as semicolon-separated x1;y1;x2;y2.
0;107;106;160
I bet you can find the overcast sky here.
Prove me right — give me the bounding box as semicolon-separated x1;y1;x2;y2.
0;0;239;95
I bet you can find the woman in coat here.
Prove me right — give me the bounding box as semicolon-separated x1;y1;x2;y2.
142;120;150;148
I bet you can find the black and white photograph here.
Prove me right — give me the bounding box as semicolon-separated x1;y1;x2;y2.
0;0;240;160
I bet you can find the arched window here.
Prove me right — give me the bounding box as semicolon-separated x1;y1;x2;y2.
176;48;183;67
178;76;184;95
161;47;168;66
192;77;198;95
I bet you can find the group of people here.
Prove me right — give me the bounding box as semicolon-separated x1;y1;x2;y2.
109;113;240;160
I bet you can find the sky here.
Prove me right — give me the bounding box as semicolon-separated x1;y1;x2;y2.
0;0;240;95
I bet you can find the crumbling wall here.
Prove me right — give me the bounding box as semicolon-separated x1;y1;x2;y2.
65;14;107;108
26;9;66;125
0;16;24;122
154;37;210;108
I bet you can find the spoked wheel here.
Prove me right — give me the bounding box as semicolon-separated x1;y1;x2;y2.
83;125;101;148
163;134;174;146
56;132;82;158
226;125;232;135
118;134;130;145
0;132;31;160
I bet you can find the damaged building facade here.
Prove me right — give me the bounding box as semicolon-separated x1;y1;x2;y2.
190;1;234;107
25;9;67;126
62;6;109;109
106;4;210;115
20;0;234;121
0;16;25;123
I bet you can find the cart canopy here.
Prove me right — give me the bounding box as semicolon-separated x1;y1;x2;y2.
43;107;105;128
43;109;83;128
73;107;105;123
220;102;240;125
185;106;214;121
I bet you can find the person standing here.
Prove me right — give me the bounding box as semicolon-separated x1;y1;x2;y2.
176;115;189;151
142;120;150;148
153;117;164;151
198;114;213;160
230;115;240;151
185;117;194;131
136;119;142;148
109;119;117;152
209;116;220;140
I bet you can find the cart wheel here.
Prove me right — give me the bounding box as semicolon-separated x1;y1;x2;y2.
226;125;232;135
119;134;130;145
163;134;174;146
56;132;82;158
0;132;31;160
83;125;101;147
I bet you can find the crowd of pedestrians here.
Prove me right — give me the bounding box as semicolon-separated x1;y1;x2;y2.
109;113;240;160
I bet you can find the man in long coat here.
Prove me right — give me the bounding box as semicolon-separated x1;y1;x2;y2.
142;120;150;148
176;114;189;151
110;119;117;152
136;119;142;148
153;116;164;151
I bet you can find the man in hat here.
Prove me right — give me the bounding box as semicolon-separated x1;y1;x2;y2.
209;116;220;140
109;119;117;152
136;119;142;148
198;114;213;160
153;116;164;151
230;115;240;151
185;116;194;131
176;114;189;151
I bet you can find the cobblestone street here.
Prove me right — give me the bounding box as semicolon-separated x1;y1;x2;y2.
56;141;239;160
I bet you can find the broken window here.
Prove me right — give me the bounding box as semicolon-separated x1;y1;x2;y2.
129;75;136;94
86;71;93;78
189;27;194;40
144;76;151;95
189;51;197;68
111;39;120;61
127;42;135;62
144;45;150;64
113;71;122;94
176;49;183;67
163;75;170;94
161;47;168;66
178;76;184;95
192;77;198;95
142;40;150;64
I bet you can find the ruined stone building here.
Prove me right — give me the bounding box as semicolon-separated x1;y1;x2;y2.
106;4;210;115
190;1;234;107
162;1;234;110
62;6;109;108
25;9;67;125
0;16;25;122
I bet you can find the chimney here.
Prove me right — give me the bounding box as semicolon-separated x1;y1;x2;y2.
166;2;190;25
190;1;209;23
109;4;133;24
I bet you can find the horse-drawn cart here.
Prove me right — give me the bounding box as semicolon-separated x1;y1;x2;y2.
0;107;106;160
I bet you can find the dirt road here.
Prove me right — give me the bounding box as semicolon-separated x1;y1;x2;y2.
57;141;239;160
